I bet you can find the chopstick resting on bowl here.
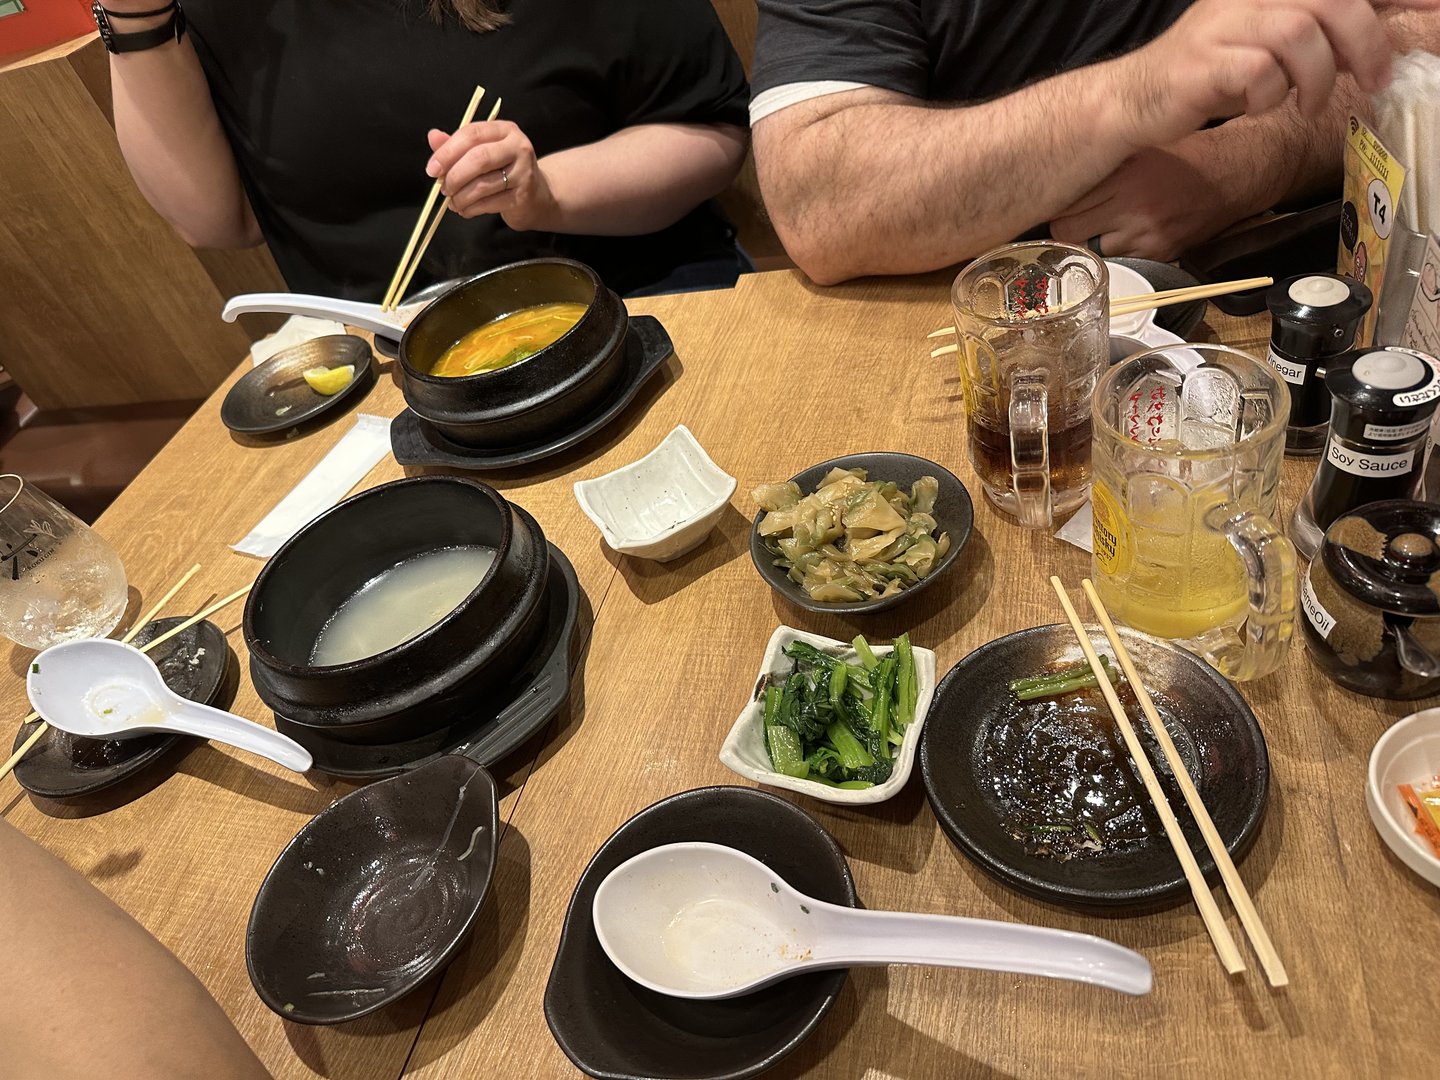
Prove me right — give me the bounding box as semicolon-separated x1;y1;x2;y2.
382;89;502;313
1048;576;1247;977
927;275;1275;341
0;571;253;783
1079;578;1288;988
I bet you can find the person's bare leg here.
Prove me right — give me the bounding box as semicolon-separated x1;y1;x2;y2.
0;818;271;1080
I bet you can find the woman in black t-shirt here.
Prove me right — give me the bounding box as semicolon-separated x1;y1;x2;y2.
102;0;750;298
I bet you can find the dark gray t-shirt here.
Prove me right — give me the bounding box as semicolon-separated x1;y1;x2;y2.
752;0;1194;104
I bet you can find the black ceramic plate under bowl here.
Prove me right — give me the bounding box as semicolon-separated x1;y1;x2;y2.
274;544;582;779
221;335;375;435
920;623;1269;912
12;618;232;799
389;316;673;470
544;786;858;1080
1108;258;1207;341
750;452;973;616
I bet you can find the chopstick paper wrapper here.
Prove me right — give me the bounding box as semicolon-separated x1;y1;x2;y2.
231;414;391;559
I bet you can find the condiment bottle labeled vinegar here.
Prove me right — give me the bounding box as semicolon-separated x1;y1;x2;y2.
1292;346;1440;560
1264;274;1372;454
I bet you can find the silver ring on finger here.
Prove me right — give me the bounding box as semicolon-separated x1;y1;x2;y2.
501;169;509;191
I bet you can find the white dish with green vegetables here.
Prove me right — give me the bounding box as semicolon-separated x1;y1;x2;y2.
719;626;936;805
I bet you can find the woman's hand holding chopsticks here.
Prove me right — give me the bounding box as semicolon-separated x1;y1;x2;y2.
426;118;558;231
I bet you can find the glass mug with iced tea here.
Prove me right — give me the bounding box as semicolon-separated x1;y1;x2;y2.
0;476;128;649
951;242;1109;527
1091;344;1296;680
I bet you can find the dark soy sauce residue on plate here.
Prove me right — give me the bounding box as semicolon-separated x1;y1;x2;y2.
981;679;1201;861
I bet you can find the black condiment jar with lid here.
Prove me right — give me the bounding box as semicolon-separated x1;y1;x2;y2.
1300;500;1440;699
1291;346;1440;560
1265;274;1372;454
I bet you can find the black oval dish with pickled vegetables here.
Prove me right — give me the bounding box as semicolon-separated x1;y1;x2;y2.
545;786;857;1080
749;452;972;616
920;623;1268;912
13;617;233;799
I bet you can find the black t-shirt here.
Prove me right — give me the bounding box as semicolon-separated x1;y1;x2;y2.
186;0;749;299
752;0;1193;104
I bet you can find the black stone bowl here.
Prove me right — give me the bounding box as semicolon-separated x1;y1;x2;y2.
749;452;973;616
399;259;628;449
920;623;1269;913
244;476;549;745
544;787;857;1080
247;762;499;1025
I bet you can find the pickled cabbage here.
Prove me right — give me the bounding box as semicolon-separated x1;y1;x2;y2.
754;468;951;602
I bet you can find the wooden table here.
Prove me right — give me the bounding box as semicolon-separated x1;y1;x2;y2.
3;270;1436;1079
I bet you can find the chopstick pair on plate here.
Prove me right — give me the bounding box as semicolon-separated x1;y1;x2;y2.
0;564;253;782
1049;576;1288;988
380;85;503;314
927;276;1274;357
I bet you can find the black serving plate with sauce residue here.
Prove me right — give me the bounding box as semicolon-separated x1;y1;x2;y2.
12;618;233;799
920;623;1268;912
545;787;857;1080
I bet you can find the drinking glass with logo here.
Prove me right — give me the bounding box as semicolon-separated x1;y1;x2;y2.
0;476;128;649
1090;345;1295;680
951;241;1109;528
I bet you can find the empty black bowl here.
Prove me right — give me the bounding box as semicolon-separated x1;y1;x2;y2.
244;476;549;744
247;761;499;1024
749;452;973;615
399;259;628;448
920;623;1269;912
544;786;857;1080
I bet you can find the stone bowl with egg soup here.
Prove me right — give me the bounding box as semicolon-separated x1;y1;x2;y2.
243;476;549;745
398;258;628;449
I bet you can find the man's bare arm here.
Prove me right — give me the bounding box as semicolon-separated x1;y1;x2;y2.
753;73;1144;285
754;0;1434;284
1051;12;1440;259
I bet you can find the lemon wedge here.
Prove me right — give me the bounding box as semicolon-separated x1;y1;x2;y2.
302;364;354;396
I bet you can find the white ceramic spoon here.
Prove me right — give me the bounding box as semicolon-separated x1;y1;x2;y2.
592;842;1152;999
222;293;421;340
26;639;312;772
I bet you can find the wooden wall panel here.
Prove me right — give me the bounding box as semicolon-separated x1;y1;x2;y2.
0;37;285;409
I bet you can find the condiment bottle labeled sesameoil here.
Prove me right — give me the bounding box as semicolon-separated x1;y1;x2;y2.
1264;274;1372;454
1292;346;1440;560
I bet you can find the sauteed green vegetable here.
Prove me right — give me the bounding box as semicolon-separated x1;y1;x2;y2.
762;633;918;788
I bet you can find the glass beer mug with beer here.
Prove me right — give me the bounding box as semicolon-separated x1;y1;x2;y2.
1090;345;1296;680
951;242;1109;527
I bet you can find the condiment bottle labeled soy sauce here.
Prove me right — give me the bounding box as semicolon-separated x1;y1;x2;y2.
1265;274;1372;454
1300;500;1440;699
1292;346;1440;560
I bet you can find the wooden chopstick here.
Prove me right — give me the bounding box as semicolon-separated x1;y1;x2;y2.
1048;576;1246;976
927;275;1275;338
1110;277;1272;317
388;97;503;311
1;574;250;783
381;84;486;312
1080;579;1288;988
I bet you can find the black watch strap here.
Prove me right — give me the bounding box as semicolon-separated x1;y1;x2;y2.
93;1;187;54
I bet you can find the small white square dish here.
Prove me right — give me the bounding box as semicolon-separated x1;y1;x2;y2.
1367;707;1440;888
1107;260;1157;338
719;625;937;805
573;425;736;562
